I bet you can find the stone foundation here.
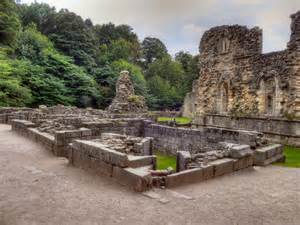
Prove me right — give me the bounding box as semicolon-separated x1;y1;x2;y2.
5;107;287;192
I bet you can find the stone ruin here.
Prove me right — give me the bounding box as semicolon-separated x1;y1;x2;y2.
3;10;300;191
183;11;300;118
5;106;285;191
108;71;147;113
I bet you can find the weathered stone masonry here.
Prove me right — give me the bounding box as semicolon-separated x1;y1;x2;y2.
183;11;300;118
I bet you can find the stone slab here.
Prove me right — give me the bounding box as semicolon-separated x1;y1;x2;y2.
165;168;203;188
127;155;156;168
230;144;253;159
112;166;152;192
201;164;214;180
72;140;128;167
176;151;191;172
209;158;234;177
233;155;254;171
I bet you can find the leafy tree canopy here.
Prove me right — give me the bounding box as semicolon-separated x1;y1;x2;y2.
141;37;168;65
0;0;21;47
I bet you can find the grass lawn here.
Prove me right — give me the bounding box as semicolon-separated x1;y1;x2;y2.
157;117;192;125
155;152;177;170
275;146;300;168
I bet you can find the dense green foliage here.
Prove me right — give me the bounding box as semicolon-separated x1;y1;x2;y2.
0;0;21;46
0;0;198;110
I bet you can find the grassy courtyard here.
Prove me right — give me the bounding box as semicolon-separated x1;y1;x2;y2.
155;152;177;170
275;146;300;168
157;117;192;125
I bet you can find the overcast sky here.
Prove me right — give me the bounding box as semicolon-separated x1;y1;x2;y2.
22;0;300;56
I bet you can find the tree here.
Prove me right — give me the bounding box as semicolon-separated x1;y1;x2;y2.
147;76;181;110
15;25;102;107
94;23;138;46
44;9;98;71
0;0;21;46
175;51;199;93
0;49;32;106
141;37;168;65
98;39;138;65
15;23;53;63
146;56;184;87
18;2;56;33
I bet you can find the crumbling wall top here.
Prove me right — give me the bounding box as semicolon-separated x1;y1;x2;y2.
199;25;262;57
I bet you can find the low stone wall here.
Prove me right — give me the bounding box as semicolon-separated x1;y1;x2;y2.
11;120;55;152
165;157;254;188
69;139;156;192
144;123;262;155
254;144;285;166
11;119;94;157
82;119;145;137
193;115;300;147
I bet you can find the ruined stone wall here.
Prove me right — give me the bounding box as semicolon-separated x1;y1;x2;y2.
184;11;300;119
194;115;300;147
144;123;262;155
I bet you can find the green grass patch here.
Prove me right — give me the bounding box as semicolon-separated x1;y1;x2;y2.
155;152;177;170
157;117;192;125
275;146;300;168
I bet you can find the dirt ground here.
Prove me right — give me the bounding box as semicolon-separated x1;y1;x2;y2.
0;124;299;225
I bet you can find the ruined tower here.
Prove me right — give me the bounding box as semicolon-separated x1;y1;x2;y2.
183;11;300;119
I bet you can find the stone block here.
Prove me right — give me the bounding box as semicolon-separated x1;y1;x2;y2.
73;140;129;167
210;158;234;177
229;144;253;159
254;148;267;165
101;133;126;139
176;151;191;172
254;144;284;166
233;155;253;171
276;145;284;155
80;128;92;137
140;137;153;155
127;155;156;168
64;130;80;138
260;154;286;166
89;157;113;176
55;131;66;146
266;144;281;159
201;164;214;180
112;166;152;192
165;168;203;188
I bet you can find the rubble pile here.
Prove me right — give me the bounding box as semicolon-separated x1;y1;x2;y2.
37;119;76;134
186;149;231;169
95;133;151;155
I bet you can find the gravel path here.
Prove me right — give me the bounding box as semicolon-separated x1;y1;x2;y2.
0;124;299;225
